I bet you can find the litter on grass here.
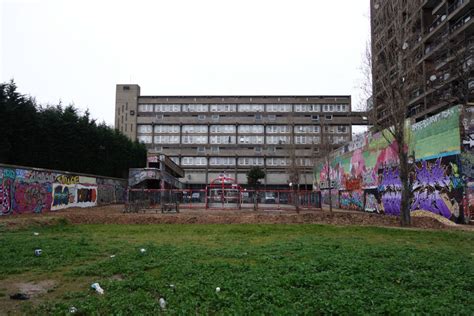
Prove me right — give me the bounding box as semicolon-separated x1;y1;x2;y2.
159;297;166;310
91;283;104;295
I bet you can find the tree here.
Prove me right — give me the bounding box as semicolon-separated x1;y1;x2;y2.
318;119;334;214
247;166;265;210
368;1;424;226
0;81;147;178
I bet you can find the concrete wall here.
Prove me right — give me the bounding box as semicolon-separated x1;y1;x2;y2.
0;164;127;216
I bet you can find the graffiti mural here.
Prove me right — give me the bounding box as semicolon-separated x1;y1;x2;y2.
314;105;471;222
340;190;363;210
364;191;382;213
13;181;52;213
0;164;126;215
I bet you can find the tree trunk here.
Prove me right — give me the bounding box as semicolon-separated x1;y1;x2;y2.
399;149;411;227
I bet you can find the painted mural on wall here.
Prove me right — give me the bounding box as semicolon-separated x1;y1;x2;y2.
314;105;471;222
0;164;126;215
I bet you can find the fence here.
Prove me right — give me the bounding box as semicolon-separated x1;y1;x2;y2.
125;188;321;212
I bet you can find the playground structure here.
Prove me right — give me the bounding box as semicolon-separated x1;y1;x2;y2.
205;175;242;209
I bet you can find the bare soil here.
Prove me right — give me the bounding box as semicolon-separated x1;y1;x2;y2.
0;204;469;231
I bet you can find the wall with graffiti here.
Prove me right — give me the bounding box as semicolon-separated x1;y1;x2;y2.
0;164;126;215
314;105;472;222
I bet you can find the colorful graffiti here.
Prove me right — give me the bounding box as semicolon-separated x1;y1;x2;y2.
364;191;382;213
314;105;472;222
340;190;363;210
0;165;126;215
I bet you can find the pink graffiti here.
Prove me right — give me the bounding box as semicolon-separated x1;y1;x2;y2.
13;182;52;214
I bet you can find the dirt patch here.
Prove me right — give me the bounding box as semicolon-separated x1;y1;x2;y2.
0;204;467;231
14;280;56;298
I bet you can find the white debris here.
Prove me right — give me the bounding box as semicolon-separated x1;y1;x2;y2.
69;306;77;313
33;232;39;236
91;283;104;295
140;248;146;253
34;249;42;256
110;255;116;258
159;297;166;310
215;287;221;293
169;284;176;289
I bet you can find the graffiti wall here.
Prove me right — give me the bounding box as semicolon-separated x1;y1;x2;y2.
314;105;472;221
0;164;126;215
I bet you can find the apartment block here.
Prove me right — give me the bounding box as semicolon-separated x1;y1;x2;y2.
371;0;473;124
115;84;367;189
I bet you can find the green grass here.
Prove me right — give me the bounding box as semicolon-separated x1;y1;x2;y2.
0;223;473;315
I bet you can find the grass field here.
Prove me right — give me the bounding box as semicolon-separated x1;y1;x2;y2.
0;222;473;315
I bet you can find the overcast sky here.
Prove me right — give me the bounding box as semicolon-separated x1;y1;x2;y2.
1;0;370;126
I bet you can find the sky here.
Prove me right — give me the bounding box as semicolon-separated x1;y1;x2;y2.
1;0;371;127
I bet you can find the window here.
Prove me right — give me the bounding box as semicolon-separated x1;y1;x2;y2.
198;114;206;120
210;125;236;133
238;157;264;166
294;125;320;133
294;104;320;112
238;125;264;133
211;146;220;153
182;104;208;112
294;136;320;144
182;125;207;133
255;114;262;121
212;114;219;121
337;125;348;133
238;104;264;112
255;146;262;153
210;104;236;112
325;115;333;120
266;125;290;134
123;86;130;90
268;114;276;121
209;157;236;166
138;104;154;112
137;135;152;144
266;104;292;112
182;135;207;144
197;147;206;153
182;157;207;166
170;157;180;165
154;135;180;144
210;135;236;144
311;115;319;121
154;125;180;133
137;125;153;133
130;110;135;116
266;158;288;166
155;104;181;112
238;136;264;144
266;136;290;144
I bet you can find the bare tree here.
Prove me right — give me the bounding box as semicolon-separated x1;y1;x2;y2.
287;121;300;213
368;0;424;226
318;121;334;214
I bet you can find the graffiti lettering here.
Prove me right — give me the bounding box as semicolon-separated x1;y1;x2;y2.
55;175;79;185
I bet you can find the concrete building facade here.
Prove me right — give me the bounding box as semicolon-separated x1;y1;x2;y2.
370;0;474;124
115;84;366;189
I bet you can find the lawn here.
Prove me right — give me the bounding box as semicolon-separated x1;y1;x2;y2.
0;222;473;315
